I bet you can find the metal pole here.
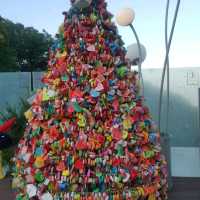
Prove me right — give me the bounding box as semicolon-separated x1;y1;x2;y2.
158;0;181;131
129;24;144;96
165;0;170;134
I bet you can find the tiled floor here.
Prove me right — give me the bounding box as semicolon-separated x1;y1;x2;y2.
1;177;200;200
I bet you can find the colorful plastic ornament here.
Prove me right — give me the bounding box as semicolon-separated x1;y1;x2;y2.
34;156;45;169
116;66;127;78
34;171;45;183
77;113;86;127
41;192;53;200
12;176;25;189
26;184;37;198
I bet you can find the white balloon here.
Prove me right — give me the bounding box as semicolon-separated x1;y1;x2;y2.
126;43;147;65
72;0;92;9
116;8;135;26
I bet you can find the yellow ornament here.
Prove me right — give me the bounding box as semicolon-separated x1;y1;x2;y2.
148;193;156;200
123;118;132;130
122;130;128;139
60;51;67;58
77;114;86;127
137;187;145;197
62;170;70;177
24;109;34;121
106;135;112;142
34;157;45;169
74;194;81;200
53;78;60;86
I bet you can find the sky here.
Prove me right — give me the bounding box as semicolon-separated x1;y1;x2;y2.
0;0;200;68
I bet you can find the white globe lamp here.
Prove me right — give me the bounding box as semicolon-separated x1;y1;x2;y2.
126;43;147;65
116;8;135;26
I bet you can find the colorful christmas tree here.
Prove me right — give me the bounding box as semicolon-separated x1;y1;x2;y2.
12;0;168;199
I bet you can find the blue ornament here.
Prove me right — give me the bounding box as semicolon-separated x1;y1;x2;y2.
109;79;116;86
107;94;114;101
34;147;43;157
144;119;151;127
111;167;118;174
149;133;158;144
59;182;67;191
110;43;119;55
90;89;100;98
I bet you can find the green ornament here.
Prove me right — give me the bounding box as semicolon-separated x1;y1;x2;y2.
47;104;55;114
116;66;127;78
73;102;83;112
144;150;155;158
78;76;85;84
130;101;136;109
48;182;54;191
90;13;97;22
0;119;4;125
79;150;83;157
16;194;23;200
32;127;41;137
117;145;124;156
61;75;69;82
35;171;45;183
36;140;42;146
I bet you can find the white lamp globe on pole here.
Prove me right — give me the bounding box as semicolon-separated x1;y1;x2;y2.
126;43;147;65
116;8;135;26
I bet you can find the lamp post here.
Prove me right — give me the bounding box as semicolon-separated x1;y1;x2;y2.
116;5;177;191
116;8;144;95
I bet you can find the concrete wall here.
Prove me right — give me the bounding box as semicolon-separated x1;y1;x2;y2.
143;67;200;147
142;67;200;177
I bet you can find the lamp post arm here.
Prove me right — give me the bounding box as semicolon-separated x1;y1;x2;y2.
129;24;144;96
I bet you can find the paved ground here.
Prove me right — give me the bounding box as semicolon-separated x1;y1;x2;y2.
168;177;200;200
1;177;200;200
